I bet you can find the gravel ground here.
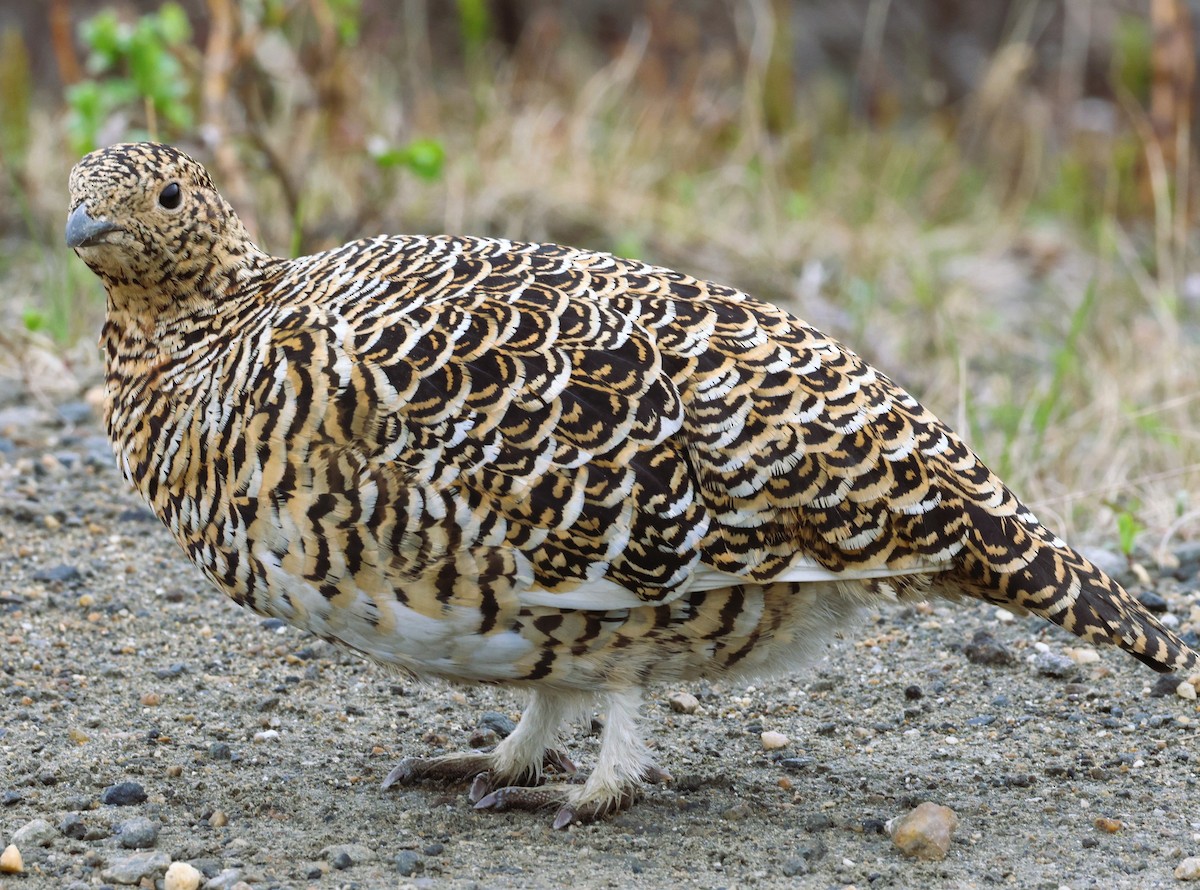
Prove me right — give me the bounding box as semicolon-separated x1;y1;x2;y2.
2;392;1200;890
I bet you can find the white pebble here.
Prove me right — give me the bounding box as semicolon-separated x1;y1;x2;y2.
0;845;22;874
165;861;202;890
1068;647;1099;665
668;692;699;714
760;731;789;750
1176;681;1197;701
253;729;281;742
1175;856;1200;880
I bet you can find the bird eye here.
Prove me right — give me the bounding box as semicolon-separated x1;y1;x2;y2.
158;182;182;209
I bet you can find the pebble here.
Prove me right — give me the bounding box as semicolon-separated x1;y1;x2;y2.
208;742;233;760
209;810;228;827
1177;681;1198;701
477;711;517;738
200;867;243;889
887;802;959;860
59;813;86;839
117;816;160;848
1137;590;1169;613
0;844;22;874
761;730;789;750
101;781;147;806
964;630;1014;666
100;850;171;885
31;563;82;585
781;857;809;877
395;850;423;876
1093;817;1122;833
1177;857;1200;881
164;860;203;890
1152;674;1184;697
668;691;700;714
12;817;56;847
1032;651;1076;678
252;729;280;743
1067;647;1100;665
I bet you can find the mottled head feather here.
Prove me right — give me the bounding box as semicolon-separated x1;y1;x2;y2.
66;142;262;310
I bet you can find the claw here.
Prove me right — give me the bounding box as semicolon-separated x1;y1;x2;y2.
545;748;578;776
642;763;672;784
468;772;492;804
380;758;421;790
552;805;577;830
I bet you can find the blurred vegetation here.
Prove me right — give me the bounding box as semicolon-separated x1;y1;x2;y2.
0;0;1198;553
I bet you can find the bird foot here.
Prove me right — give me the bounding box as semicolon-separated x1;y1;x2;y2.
473;761;671;829
381;749;575;792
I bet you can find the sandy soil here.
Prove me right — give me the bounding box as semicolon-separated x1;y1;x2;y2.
2;394;1199;890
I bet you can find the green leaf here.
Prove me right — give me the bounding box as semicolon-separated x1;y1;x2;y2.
155;2;192;45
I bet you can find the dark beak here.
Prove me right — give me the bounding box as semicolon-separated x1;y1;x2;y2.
65;203;121;249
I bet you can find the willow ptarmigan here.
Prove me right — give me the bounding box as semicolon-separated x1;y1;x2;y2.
67;142;1196;828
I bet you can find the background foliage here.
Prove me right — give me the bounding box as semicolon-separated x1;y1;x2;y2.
0;0;1198;556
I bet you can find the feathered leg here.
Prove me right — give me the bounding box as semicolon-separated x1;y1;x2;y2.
475;687;670;828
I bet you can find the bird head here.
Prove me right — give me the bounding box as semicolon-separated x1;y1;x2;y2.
66;142;262;311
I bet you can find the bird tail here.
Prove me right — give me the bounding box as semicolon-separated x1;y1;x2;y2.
954;506;1198;674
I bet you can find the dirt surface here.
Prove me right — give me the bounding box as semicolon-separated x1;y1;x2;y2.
2;393;1200;890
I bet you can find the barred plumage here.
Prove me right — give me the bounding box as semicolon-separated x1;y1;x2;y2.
67;142;1196;827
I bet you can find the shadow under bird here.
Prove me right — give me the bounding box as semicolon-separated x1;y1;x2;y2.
66;142;1197;829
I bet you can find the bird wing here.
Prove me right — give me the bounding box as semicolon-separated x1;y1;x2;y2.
241;236;964;613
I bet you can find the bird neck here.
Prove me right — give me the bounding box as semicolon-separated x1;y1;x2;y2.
102;238;275;326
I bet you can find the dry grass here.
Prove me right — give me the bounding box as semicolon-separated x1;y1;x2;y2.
3;7;1199;555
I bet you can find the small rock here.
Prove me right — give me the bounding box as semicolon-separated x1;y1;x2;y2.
1176;681;1198;701
31;563;82;585
200;867;243;889
395;850;423;876
2;791;21;806
101;781;147;806
117;816;160;849
964;630;1014;666
903;685;923;700
1177;857;1200;881
0;844;22;874
59;813;86;839
101;850;171;885
1093;817;1122;833
252;729;280;743
208;810;228;827
165;861;203;890
1137;590;1169;613
1032;651;1076;679
330;850;352;870
477;711;516;738
781;857;809;877
1151;674;1184;697
887;802;959;860
468;727;498;748
668;691;699;714
208;742;232;761
1067;647;1100;665
12;818;56;848
761;730;789;750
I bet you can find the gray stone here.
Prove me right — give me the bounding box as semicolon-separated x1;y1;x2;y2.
100;850;171;885
12;818;56;848
117;816;159;849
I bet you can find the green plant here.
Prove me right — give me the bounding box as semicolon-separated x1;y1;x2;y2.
65;3;194;156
